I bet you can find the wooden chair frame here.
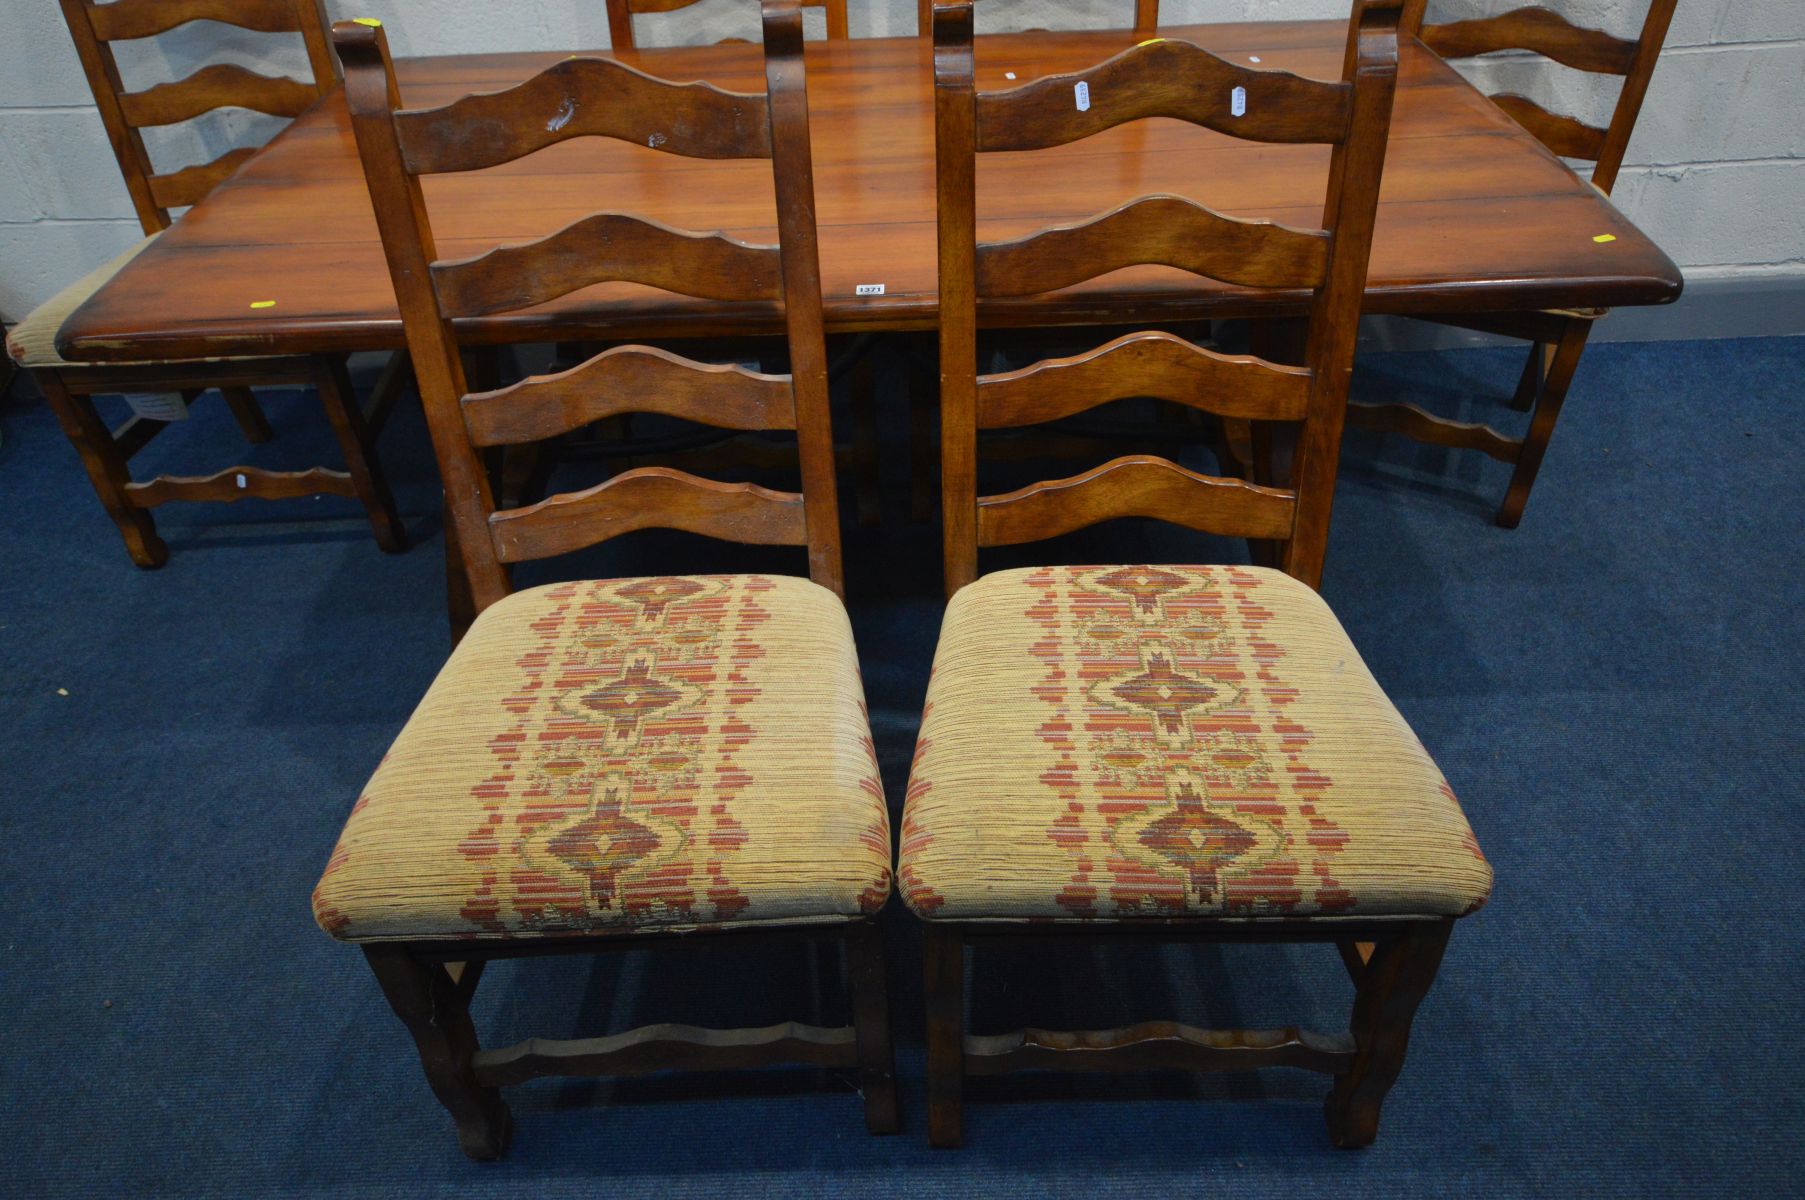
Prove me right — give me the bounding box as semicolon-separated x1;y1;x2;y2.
1349;0;1680;525
609;0;847;50
338;10;847;622
935;0;1398;596
923;0;1453;1149
60;0;340;234
31;0;404;567
332;5;892;1157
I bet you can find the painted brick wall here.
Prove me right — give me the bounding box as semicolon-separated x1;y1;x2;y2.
1;0;1800;324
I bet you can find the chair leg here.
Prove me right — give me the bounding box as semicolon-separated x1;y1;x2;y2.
313;356;407;553
220;386;274;443
361;944;512;1161
1497;317;1592;529
923;924;965;1148
37;370;168;568
846;920;900;1134
1324;920;1452;1148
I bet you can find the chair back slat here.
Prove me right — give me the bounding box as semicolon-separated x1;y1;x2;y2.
393;57;772;174
488;469;808;563
117;63;319;127
1422;7;1637;74
58;0;336;232
1413;2;1678;194
976;41;1352;151
977;456;1298;546
976;196;1330;296
977;332;1311;428
336;0;843;613
462;347;797;447
611;0;847;50
87;0;314;40
431;213;783;318
1488;94;1606;160
144;146;258;209
933;0;1402;594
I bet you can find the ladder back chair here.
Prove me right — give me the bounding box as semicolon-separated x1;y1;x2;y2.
1347;0;1680;525
903;0;1492;1148
3;0;406;566
319;4;895;1159
609;0;848;49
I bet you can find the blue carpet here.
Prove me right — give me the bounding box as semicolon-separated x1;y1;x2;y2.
1;335;1800;1197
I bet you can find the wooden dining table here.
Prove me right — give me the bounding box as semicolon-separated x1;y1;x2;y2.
54;20;1682;364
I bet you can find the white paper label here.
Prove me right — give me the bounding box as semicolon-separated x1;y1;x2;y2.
235;473;247;489
123;392;189;422
1074;81;1090;111
1231;86;1247;117
855;283;886;296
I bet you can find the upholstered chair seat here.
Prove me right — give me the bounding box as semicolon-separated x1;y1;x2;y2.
315;574;893;943
901;566;1492;923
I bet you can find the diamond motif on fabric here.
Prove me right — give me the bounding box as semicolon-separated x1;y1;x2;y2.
1110;766;1286;909
553;654;706;753
1084;565;1214;620
1088;644;1243;747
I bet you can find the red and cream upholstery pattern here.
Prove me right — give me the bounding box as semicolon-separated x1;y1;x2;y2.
314;574;892;942
900;565;1492;922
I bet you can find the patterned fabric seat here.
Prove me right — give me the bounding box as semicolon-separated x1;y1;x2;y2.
900;565;1492;923
315;574;893;942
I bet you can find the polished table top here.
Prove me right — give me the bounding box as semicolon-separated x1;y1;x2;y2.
58;21;1682;363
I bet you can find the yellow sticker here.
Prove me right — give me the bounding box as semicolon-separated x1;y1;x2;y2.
353;17;382;27
1593;234;1617;244
249;300;276;309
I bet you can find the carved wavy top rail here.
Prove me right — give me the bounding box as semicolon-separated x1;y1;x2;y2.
462;345;795;447
976;39;1352;151
118;64;317;127
88;0;304;41
977;331;1311;428
977;195;1329;297
977;454;1297;546
1489;94;1608;161
962;1021;1357;1077
147;147;260;209
488;467;807;562
432;212;782;318
471;1020;858;1088
1423;7;1640;75
394;57;771;174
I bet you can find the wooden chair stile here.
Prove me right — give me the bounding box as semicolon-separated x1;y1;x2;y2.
318;4;894;1159
5;0;406;566
1345;0;1680;525
608;0;848;51
903;0;1492;1149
